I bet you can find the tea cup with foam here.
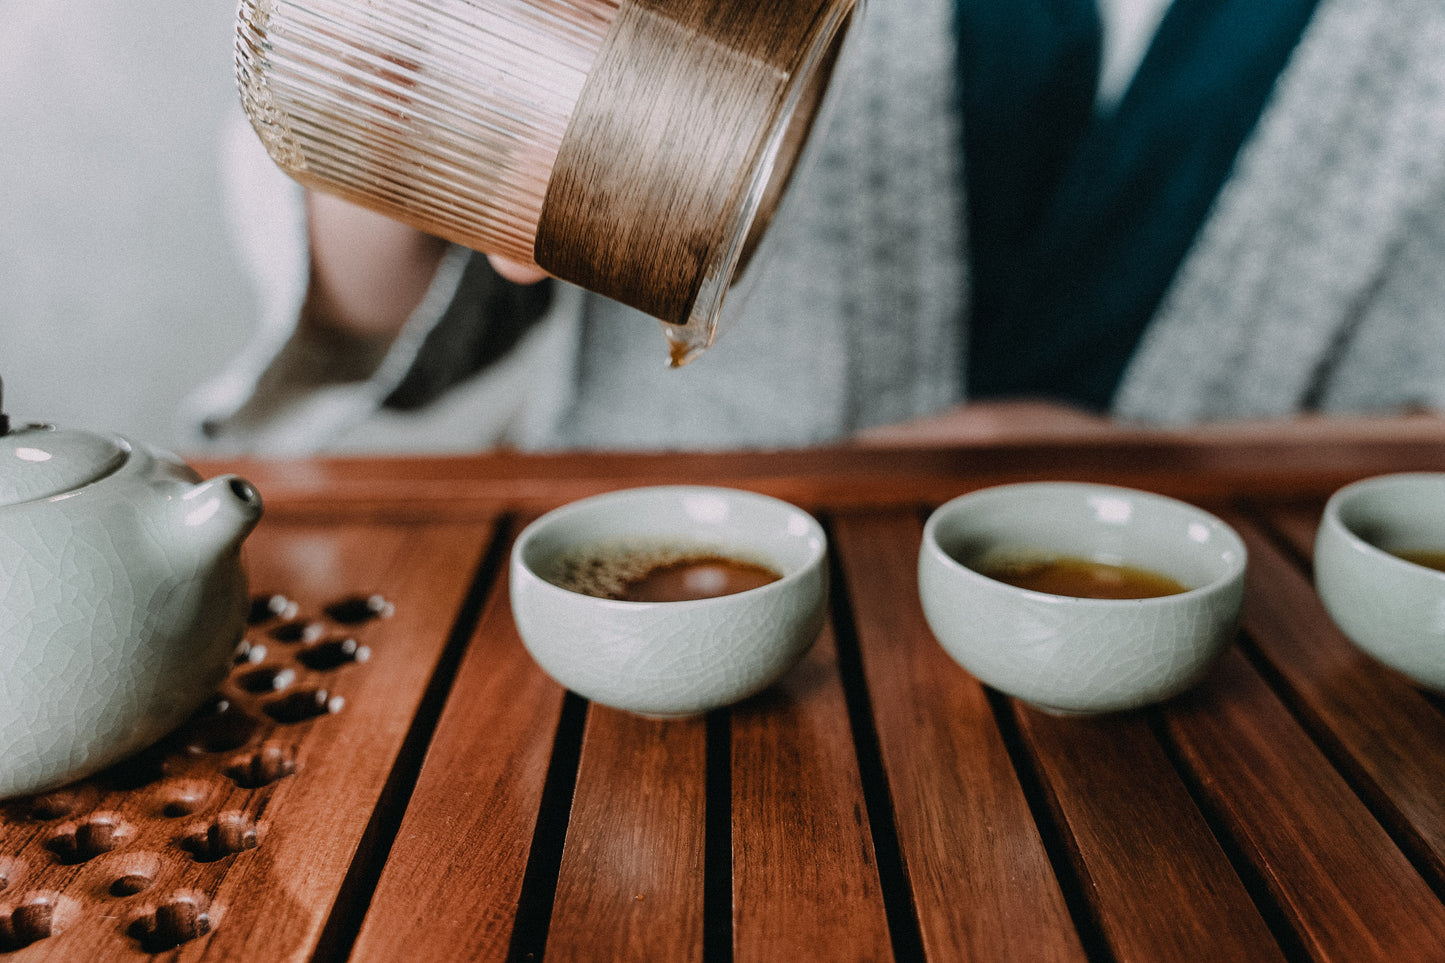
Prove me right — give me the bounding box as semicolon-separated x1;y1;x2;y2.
509;486;828;717
1315;472;1445;692
918;482;1248;715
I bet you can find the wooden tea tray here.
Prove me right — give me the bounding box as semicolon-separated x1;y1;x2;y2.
5;433;1445;960
0;517;495;959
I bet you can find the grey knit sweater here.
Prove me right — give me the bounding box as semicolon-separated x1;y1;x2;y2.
185;0;1445;453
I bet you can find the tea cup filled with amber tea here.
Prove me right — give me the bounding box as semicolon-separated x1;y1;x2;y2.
919;482;1247;715
510;486;827;717
1315;472;1445;692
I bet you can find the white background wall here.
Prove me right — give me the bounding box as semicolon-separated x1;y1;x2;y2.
2;0;259;450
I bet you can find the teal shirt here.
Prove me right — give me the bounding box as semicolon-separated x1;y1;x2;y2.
959;0;1323;409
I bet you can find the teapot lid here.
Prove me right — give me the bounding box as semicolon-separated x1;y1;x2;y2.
0;423;129;505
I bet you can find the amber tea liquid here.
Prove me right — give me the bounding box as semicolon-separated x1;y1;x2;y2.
976;553;1188;600
547;544;782;602
1393;548;1445;573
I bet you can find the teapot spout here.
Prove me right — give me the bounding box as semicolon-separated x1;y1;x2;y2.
179;474;264;555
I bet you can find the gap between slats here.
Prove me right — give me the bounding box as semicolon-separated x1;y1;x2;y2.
982;690;1120;963
1143;704;1315;963
703;710;733;962
312;515;518;963
508;698;729;962
1221;502;1445;900
498;511;928;963
507;691;590;961
823;512;929;962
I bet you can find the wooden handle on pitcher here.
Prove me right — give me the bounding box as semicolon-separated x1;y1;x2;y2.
535;0;858;328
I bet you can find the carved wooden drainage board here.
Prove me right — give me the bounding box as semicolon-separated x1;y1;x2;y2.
0;518;496;959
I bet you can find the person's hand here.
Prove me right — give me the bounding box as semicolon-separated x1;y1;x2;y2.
302;192;547;342
487;255;549;285
303;192;448;340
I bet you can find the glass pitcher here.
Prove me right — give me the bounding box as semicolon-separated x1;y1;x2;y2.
235;0;862;364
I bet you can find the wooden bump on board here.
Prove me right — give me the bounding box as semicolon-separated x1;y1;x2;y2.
324;593;394;624
157;780;214;819
264;688;345;724
47;813;133;865
269;619;325;645
225;743;298;789
238;665;298;694
0;893;64;950
105;853;163;898
298;637;371;671
182;699;263;755
248;593;299;625
181;811;260;863
127;891;215;952
535;0;858;328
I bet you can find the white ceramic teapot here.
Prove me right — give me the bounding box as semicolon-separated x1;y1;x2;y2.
0;384;263;798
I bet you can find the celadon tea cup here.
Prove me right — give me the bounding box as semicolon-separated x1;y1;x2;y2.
509;486;827;717
918;482;1247;715
1315;472;1445;691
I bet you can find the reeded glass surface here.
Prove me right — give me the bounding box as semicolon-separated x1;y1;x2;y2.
236;0;617;266
235;0;860;366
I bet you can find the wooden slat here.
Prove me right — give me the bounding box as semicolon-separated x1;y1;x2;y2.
545;708;708;961
348;523;568;962
730;623;893;962
1224;511;1445;884
192;431;1445;520
1247;497;1323;558
0;518;493;961
831;511;1087;963
1012;706;1284;962
1163;647;1445;960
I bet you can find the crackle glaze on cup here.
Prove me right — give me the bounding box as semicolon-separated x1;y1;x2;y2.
510;486;827;717
919;482;1247;715
1;423;263;799
1315;472;1445;692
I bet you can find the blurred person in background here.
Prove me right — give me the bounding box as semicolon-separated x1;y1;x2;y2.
183;0;1445;454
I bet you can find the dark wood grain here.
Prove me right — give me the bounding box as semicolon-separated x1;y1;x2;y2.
189;434;1445;523
1164;647;1445;960
545;708;708;962
0;518;492;961
1226;510;1445;886
831;510;1087;963
730;623;893;962
14;439;1445;961
1012;706;1284;962
348;522;568;962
